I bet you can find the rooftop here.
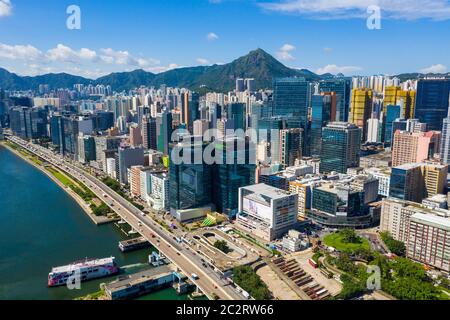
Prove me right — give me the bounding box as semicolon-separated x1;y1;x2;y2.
411;213;450;231
242;183;292;202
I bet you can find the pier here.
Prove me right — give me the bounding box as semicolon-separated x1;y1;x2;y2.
119;237;151;252
103;265;176;300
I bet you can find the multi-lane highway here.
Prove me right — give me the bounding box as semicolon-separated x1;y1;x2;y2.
6;135;245;300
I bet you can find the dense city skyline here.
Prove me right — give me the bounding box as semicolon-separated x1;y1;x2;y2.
0;0;450;78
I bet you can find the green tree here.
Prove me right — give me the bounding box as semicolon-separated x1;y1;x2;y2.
214;240;230;254
340;229;360;244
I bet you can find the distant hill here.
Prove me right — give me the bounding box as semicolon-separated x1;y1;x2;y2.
0;49;325;92
5;49;443;92
395;72;450;82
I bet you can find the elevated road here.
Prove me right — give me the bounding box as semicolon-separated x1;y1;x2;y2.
6;136;244;300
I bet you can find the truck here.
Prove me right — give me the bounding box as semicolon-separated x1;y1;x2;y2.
309;258;318;269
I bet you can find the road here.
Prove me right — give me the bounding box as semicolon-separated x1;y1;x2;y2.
6;136;245;301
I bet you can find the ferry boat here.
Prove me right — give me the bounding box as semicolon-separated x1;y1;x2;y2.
48;257;119;287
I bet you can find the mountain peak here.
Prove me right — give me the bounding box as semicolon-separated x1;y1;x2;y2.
0;48;321;91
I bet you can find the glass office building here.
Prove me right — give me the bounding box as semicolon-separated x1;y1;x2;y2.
320;122;361;174
311;94;334;157
169;139;212;213
384;105;401;147
273;77;310;153
212;136;256;218
414;78;450;131
319;78;351;122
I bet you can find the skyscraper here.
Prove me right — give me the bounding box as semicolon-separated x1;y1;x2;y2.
169;139;212;214
116;145;145;185
414;78;450;131
310;93;335;156
212;136;256;218
279;128;303;167
440;117;450;167
319;78;351;122
142;115;157;150
384;105;401;147
320;122;361;174
157;108;173;155
273;77;309;153
227;103;246;131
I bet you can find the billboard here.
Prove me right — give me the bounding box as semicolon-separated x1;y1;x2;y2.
243;198;272;221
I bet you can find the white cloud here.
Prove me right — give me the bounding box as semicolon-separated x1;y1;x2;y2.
207;32;219;41
100;48;160;68
276;43;296;61
0;42;165;78
46;44;98;63
196;58;210;65
323;47;333;53
420;64;447;73
0;0;12;17
316;64;362;75
0;43;43;60
260;0;450;20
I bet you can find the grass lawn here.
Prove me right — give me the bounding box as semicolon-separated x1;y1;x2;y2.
323;232;370;252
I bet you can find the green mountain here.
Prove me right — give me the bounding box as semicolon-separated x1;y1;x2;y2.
0;49;320;92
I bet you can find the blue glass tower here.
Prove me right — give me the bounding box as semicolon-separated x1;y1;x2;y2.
311;94;333;157
384;105;401;147
273;77;310;154
414;78;450;131
320;122;361;174
319;78;351;122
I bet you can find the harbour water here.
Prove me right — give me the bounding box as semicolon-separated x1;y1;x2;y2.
0;145;187;300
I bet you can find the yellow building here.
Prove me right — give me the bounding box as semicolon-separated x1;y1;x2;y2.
383;86;416;119
289;181;308;218
350;88;373;141
421;162;448;198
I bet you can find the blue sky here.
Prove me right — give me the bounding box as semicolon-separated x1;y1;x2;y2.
0;0;449;78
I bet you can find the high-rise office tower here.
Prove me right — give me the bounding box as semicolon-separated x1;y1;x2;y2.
279;128;303;167
77;134;96;164
414;78;450;131
227;103;246;131
50;114;65;153
142;115;157;150
257;116;288;163
212;136;256;218
440;116;450;166
319;78;351;122
157;108;173;155
208;103;222;129
389;162;448;203
349;88;373;141
384;105;401;147
169;138;212;214
116;145;145;185
320;122;361;174
273;77;310;155
310;93;335;156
